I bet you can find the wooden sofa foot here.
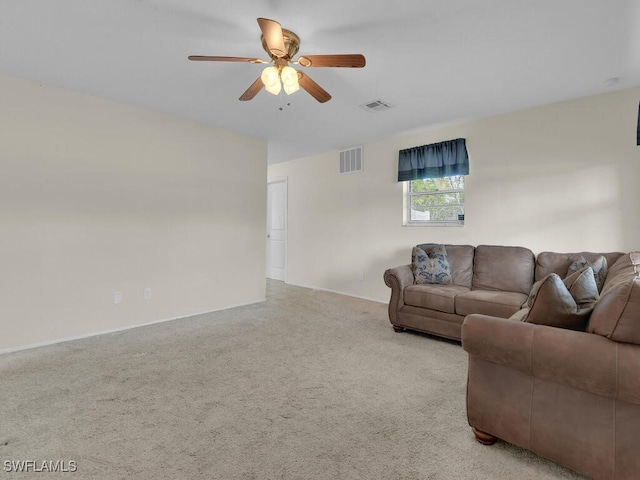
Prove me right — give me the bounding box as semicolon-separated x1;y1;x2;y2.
392;325;405;333
472;427;498;445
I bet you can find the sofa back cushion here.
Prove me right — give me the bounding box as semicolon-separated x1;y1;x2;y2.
535;251;624;281
588;253;640;345
417;244;475;288
472;245;535;294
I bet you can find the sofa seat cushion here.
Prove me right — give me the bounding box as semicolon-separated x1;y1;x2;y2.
456;290;528;318
404;284;470;314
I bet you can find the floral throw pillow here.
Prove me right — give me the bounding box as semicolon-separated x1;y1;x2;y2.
567;256;608;292
411;245;453;285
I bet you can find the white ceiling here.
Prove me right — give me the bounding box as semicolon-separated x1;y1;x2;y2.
2;1;639;164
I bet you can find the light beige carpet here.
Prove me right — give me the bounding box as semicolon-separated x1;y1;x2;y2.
0;281;587;479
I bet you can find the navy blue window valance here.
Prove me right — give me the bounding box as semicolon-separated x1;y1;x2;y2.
397;138;469;182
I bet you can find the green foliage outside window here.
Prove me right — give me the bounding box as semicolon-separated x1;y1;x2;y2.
408;175;465;223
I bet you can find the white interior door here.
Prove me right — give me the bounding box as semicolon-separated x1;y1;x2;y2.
267;178;287;281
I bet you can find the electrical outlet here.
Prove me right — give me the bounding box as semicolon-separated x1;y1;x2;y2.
143;288;152;301
358;271;364;281
114;291;123;304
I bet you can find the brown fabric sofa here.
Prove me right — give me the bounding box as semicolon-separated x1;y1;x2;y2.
383;245;623;341
462;252;640;480
383;244;537;340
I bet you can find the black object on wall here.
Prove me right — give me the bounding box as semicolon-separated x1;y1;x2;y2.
637;101;639;146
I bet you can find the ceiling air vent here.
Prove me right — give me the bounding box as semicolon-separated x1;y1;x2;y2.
359;100;393;113
339;146;363;174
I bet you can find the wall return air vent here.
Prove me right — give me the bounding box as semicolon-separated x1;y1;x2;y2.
339;146;363;174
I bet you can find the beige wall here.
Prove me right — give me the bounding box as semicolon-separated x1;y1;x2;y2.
0;74;267;352
269;87;640;303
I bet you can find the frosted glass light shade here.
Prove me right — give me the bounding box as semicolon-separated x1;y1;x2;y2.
281;66;300;95
261;66;281;95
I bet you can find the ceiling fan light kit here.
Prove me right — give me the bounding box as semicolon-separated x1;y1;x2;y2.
261;66;282;95
280;66;300;95
260;61;300;96
188;17;365;103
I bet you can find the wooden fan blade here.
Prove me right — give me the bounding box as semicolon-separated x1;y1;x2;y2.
257;18;287;58
239;77;264;101
297;71;331;103
188;55;263;63
297;54;366;68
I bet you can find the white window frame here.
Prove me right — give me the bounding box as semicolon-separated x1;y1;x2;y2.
402;175;465;227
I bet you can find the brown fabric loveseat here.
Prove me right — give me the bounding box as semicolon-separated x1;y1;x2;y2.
462;252;640;480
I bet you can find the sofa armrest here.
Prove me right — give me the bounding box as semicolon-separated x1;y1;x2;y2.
462;314;535;376
462;314;620;399
383;265;414;324
531;322;617;398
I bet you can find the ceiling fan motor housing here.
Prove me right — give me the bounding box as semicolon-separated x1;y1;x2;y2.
261;29;300;60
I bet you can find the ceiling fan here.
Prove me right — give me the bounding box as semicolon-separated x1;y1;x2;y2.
188;18;366;103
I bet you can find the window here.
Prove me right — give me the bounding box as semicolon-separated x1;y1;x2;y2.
404;175;465;226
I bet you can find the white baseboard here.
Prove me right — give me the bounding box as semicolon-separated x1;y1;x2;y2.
285;282;386;304
0;298;266;355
